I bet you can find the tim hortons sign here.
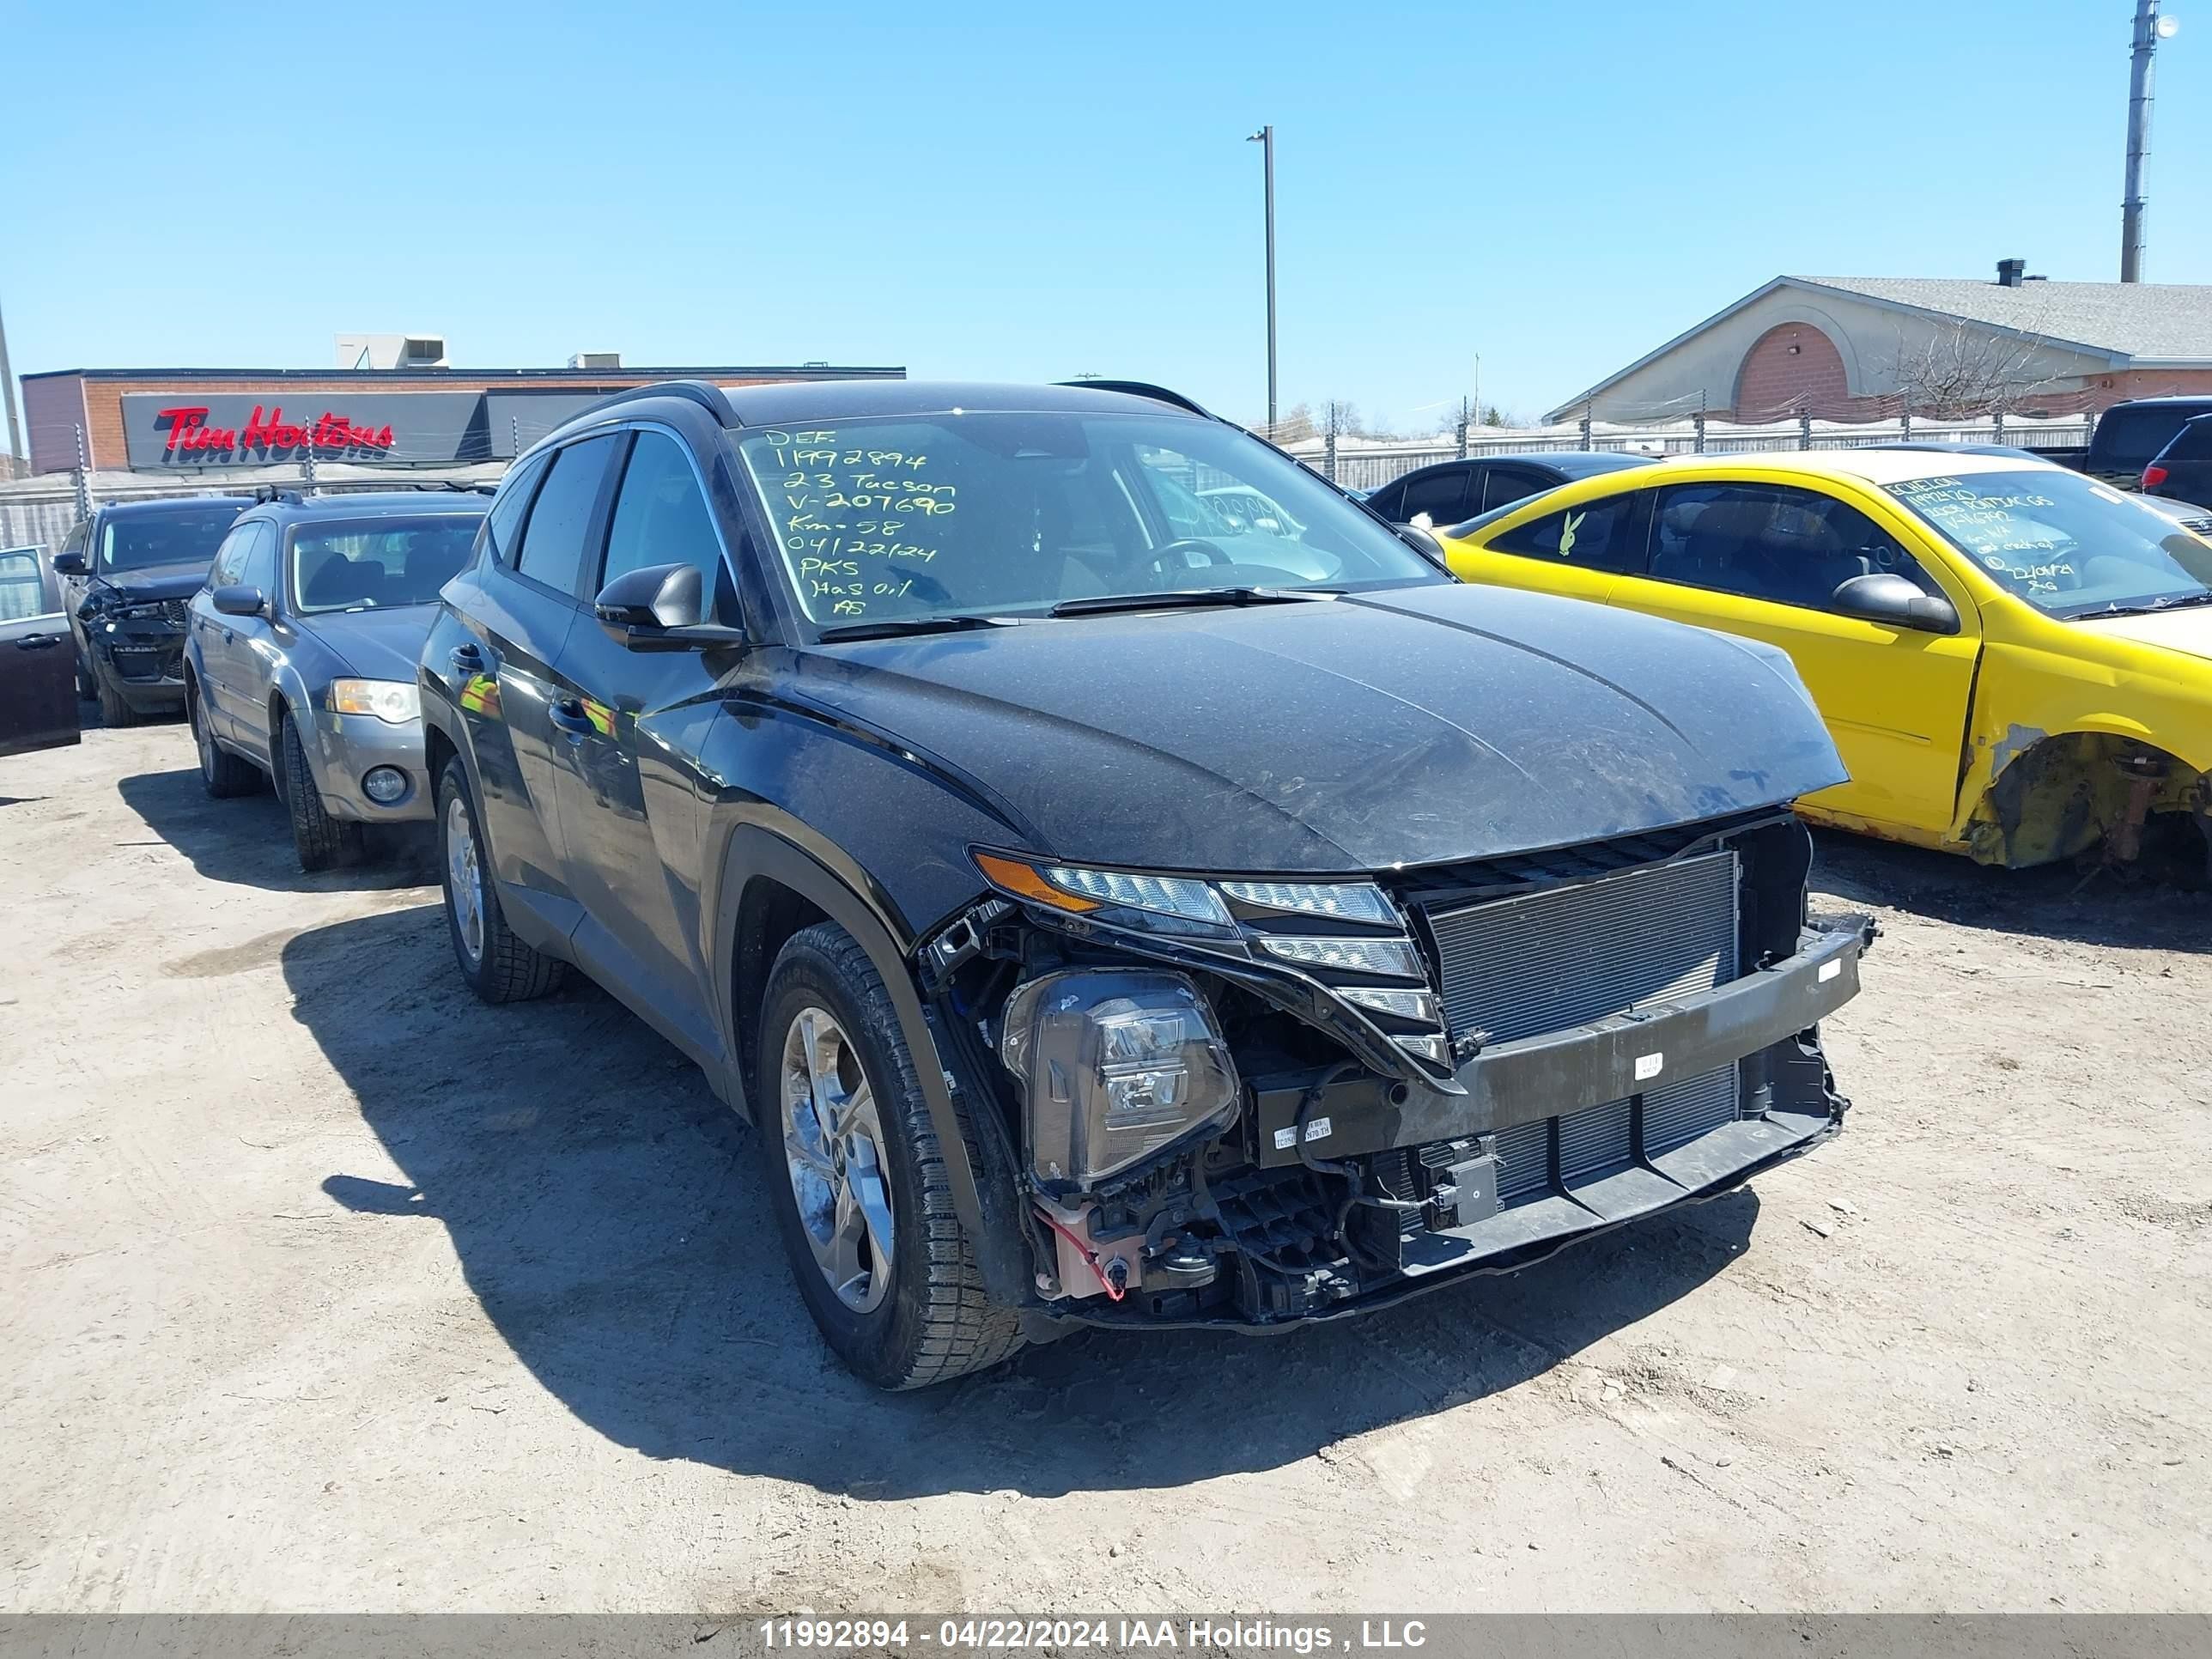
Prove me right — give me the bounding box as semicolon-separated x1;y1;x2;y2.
120;391;487;469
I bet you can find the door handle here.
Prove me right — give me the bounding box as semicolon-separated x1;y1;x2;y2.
449;642;486;672
15;633;61;651
550;697;593;736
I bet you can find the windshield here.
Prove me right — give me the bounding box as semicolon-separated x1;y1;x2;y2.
288;514;483;614
1881;470;2212;619
100;505;243;573
733;411;1440;627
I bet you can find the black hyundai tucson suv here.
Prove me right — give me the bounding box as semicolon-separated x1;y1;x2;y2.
419;379;1872;1389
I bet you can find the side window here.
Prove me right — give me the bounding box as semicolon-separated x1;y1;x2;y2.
484;452;551;567
0;550;46;623
2165;417;2212;461
1648;484;1936;610
1364;479;1404;520
238;523;279;595
512;435;617;599
1480;467;1551;512
206;526;252;589
61;523;89;563
599;431;729;607
1490;494;1644;572
1396;469;1471;525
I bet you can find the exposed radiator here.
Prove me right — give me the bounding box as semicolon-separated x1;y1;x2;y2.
1427;849;1743;1199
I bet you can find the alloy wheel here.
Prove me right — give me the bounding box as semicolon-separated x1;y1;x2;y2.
445;793;485;966
779;1006;896;1313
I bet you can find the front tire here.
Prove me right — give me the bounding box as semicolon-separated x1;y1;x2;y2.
758;921;1024;1389
280;714;362;871
190;679;259;799
436;756;564;1003
91;658;137;727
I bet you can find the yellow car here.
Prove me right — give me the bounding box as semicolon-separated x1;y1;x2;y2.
1437;449;2212;873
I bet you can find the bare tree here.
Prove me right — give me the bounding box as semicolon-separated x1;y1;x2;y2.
1881;315;2075;419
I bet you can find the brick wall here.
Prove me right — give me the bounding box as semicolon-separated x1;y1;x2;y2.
1731;324;1870;421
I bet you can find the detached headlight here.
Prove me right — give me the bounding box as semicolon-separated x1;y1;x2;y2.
330;678;420;724
1000;969;1241;1193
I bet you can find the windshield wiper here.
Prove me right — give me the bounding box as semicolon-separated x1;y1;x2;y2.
2072;592;2212;620
1049;586;1340;618
815;613;1018;642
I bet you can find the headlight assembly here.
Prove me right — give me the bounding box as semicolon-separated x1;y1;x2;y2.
999;969;1241;1193
973;853;1234;936
329;678;421;724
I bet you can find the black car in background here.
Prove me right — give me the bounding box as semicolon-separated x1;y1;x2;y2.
2142;413;2212;509
52;495;252;723
419;379;1868;1389
2077;395;2212;490
1363;450;1657;526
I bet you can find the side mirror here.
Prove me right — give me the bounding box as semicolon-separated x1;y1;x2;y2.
1832;572;1960;635
212;585;267;617
52;551;87;576
1396;523;1447;564
595;562;705;630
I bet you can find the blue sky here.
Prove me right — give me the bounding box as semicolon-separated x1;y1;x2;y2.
6;2;2205;433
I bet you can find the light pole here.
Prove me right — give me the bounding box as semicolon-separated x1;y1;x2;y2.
2122;0;2180;282
1247;125;1277;433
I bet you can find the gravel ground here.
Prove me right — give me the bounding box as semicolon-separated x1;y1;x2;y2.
3;720;2209;1614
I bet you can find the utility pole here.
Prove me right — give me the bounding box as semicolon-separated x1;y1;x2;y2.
2122;0;2177;282
1247;125;1277;433
0;289;22;477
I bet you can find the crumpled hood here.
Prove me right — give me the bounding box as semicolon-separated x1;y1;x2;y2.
90;562;210;604
791;582;1847;873
297;603;439;684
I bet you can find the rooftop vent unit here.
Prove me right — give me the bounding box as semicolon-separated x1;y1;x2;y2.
569;351;622;370
336;332;450;370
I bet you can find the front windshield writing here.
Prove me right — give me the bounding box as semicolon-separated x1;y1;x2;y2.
734;411;1438;624
1881;470;2212;618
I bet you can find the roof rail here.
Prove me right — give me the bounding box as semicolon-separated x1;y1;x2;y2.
1055;380;1224;422
248;486;303;505
568;379;738;428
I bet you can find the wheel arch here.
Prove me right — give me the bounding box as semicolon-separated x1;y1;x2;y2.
711;821;1028;1303
1965;726;2208;868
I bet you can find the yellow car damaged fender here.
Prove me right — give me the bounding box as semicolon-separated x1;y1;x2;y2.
1437;449;2212;872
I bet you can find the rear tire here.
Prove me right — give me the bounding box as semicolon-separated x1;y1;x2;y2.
436;756;564;1003
280;713;362;871
757;921;1024;1389
190;680;259;799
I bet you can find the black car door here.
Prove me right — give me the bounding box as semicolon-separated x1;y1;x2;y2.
458;434;621;908
0;546;80;758
543;426;733;1064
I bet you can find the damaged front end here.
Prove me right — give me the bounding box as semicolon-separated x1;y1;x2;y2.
918;810;1875;1332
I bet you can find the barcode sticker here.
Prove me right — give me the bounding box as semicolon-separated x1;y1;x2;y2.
1634;1052;1664;1081
1819;959;1843;983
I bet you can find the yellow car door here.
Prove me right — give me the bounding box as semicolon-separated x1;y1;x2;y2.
1444;487;1644;605
1605;479;1982;843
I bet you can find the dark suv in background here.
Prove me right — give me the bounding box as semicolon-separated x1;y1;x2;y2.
419;379;1869;1389
53;495;251;723
2142;413;2212;511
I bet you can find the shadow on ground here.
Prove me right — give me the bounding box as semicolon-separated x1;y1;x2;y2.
291;903;1759;1500
118;765;435;893
1810;827;2212;954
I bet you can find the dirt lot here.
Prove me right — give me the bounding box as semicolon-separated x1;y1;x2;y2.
3;718;2209;1615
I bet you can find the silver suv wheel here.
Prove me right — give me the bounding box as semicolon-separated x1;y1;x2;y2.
779;1006;895;1313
